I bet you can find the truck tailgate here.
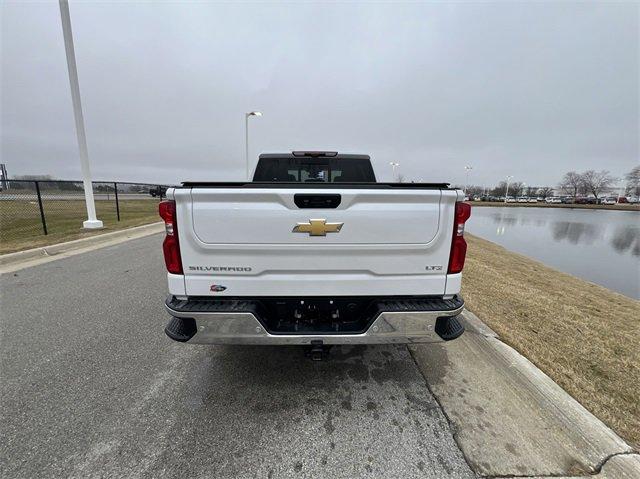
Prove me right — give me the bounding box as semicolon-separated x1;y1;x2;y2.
174;187;458;296
190;189;441;244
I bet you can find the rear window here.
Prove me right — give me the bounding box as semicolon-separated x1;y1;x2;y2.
253;158;376;183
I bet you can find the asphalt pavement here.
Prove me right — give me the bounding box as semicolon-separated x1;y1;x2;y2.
0;234;474;479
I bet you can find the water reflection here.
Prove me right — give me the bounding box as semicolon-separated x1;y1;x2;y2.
486;211;633;249
551;221;601;245
488;213;518;226
610;226;640;257
468;207;640;298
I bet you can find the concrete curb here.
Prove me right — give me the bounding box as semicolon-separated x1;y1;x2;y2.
409;309;639;478
0;222;164;273
535;453;640;479
458;309;499;338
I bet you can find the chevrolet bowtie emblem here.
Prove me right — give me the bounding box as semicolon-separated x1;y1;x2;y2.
293;219;344;236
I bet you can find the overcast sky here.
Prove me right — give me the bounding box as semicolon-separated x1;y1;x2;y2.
1;1;638;186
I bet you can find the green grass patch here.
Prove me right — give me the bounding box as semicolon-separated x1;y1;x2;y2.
0;199;160;254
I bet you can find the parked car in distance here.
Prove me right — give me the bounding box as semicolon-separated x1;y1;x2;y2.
517;196;528;203
149;185;167;198
528;197;538;203
546;196;562;204
506;196;517;203
627;196;639;204
602;197;617;205
617;196;629;204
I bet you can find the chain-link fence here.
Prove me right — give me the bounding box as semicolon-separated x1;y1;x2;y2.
0;180;170;248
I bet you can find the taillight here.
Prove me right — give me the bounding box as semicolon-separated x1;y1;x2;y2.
159;200;183;274
448;201;471;274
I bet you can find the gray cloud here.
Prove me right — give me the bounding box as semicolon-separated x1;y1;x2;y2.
1;1;638;187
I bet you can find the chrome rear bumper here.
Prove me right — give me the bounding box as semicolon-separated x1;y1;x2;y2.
164;296;464;345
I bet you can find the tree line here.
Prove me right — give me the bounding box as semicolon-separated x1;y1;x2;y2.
4;175;162;193
463;165;639;199
558;167;639;199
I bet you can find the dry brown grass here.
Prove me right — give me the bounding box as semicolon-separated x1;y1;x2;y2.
462;234;640;448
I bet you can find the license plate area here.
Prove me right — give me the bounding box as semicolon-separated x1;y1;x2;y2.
256;297;377;334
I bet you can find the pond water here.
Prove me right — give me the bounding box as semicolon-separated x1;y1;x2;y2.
466;206;640;299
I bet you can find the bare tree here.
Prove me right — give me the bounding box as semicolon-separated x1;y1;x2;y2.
581;170;615;199
491;181;507;197
509;181;524;197
625;165;640;197
558;171;584;198
538;186;554;198
526;186;537;196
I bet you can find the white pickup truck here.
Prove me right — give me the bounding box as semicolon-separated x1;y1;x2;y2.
160;151;470;354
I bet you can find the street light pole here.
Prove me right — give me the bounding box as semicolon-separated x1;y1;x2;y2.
464;165;473;195
504;175;513;203
389;162;400;181
617;178;625;200
245;111;262;180
59;0;102;228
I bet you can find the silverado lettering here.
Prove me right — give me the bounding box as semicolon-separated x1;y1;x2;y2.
189;266;252;272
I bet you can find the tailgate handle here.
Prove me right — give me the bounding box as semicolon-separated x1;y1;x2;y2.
294;194;341;209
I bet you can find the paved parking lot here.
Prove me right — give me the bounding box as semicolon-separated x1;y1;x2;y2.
0;235;474;478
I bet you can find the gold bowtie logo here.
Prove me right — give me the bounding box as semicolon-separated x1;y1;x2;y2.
293;219;344;236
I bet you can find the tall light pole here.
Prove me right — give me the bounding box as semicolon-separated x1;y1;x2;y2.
389;162;400;181
617;177;625;200
59;0;102;228
245;111;262;180
504;175;514;203
464;165;473;195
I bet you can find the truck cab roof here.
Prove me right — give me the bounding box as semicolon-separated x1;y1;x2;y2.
259;151;370;160
180;151;451;188
254;151;376;183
